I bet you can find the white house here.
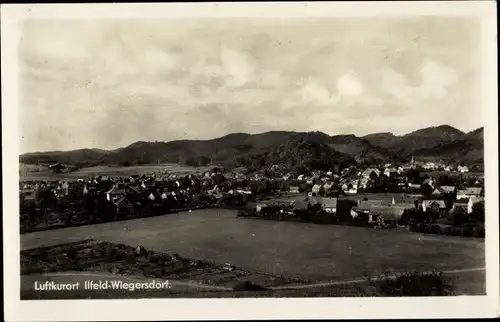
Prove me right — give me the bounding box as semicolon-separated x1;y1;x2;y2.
457;165;470;173
408;183;421;189
346;182;358;195
423;162;438;170
456;187;482;200
384;168;398;177
311;184;322;194
467;196;484;214
310;197;337;213
422;200;446;212
323;183;333;191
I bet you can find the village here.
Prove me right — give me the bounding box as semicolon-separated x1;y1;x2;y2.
19;156;485;237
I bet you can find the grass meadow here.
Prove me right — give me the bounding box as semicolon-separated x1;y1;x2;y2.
19;163;211;181
21;209;485;283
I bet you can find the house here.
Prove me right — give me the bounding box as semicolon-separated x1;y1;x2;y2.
306;179;314;185
422;162;438;170
48;162;66;173
384;168;398;177
451;202;468;214
289;186;300;193
431;188;443;197
309;197;338;213
354;200;384;214
467;196;484;214
444;165;454;172
440;186;456;194
421;200;446;213
297;174;305;181
370;205;407;226
363;168;381;177
431;186;455;197
311;184;322;194
422;178;435;189
105;186;127;202
283;173;292;181
115;197;134;214
345;182;358;194
359;176;375;190
457;165;470;173
208;185;221;195
256;202;272;213
456;187;483;200
61;181;69;193
236;189;252;195
408;183;421;190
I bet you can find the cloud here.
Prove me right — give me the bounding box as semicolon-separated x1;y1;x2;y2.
18;18;482;152
337;72;363;96
380;60;459;107
298;78;339;104
419;60;459;99
220;45;256;87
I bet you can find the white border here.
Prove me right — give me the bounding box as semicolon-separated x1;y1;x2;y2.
2;2;498;321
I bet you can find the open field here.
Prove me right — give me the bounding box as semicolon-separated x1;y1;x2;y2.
19;163;211;181
21;239;300;299
21;209;485;284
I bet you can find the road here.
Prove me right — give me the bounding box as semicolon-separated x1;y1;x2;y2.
270;267;486;290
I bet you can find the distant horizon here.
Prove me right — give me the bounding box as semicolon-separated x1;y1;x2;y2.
20;123;483;155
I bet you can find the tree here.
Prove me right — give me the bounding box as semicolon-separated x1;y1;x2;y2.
471;202;485;223
185;158;197;167
450;207;468;225
318;186;326;197
199;156;211;166
421;184;433;199
36;187;58;213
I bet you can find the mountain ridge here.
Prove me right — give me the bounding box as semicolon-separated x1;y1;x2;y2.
19;125;484;169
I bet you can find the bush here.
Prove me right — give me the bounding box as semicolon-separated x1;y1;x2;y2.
232;281;268;291
375;271;455;296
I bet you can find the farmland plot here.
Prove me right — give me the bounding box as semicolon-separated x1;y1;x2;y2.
21;209;485;285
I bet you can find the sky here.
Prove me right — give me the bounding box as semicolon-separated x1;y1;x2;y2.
19;17;482;153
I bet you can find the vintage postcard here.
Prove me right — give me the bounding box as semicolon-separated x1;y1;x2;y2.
2;1;498;321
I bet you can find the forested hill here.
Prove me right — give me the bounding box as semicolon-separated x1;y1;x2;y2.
20;125;483;169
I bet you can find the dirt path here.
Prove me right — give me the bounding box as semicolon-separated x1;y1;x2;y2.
270;267;486;290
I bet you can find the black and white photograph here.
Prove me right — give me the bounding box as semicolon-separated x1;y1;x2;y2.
2;2;498;321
